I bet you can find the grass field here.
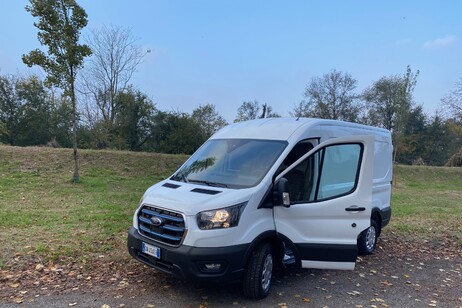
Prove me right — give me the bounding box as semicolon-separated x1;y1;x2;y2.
0;145;461;270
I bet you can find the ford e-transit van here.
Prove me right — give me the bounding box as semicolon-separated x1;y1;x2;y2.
127;117;392;299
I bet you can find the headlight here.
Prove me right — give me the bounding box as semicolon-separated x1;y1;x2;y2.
197;203;246;230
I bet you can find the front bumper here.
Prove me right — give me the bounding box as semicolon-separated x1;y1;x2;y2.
127;226;249;283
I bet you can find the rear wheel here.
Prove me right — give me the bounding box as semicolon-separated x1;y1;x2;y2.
243;243;273;299
358;220;378;255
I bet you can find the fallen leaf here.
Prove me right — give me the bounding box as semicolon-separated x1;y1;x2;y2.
371;298;385;303
9;283;20;288
303;298;311;302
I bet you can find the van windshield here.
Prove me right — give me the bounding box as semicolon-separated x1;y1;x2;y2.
171;139;287;189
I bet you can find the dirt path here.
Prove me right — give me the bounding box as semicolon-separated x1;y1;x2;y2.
1;233;461;307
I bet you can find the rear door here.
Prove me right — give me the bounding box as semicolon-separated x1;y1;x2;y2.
273;135;374;270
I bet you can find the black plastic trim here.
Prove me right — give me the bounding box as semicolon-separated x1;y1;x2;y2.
162;183;181;189
191;188;222;195
128;227;249;283
296;243;357;263
380;206;392;228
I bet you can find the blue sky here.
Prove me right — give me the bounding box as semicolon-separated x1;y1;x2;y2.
1;1;461;122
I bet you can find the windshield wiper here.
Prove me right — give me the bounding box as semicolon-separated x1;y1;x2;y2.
188;179;228;188
172;170;189;183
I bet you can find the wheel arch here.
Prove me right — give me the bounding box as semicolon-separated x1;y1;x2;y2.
242;230;284;269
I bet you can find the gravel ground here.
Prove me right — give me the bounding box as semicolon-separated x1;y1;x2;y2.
1;233;461;308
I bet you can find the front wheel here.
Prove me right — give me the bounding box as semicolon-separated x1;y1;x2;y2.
358;220;378;255
243;243;273;300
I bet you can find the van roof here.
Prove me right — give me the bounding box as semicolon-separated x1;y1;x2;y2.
211;117;390;141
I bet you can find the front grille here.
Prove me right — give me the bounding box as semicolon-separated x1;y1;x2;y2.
137;205;186;246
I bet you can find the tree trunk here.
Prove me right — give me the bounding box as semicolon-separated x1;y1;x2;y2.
71;78;79;183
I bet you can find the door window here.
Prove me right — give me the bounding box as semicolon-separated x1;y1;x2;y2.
284;143;362;203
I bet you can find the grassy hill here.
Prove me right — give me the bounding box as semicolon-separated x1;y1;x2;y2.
0;145;461;270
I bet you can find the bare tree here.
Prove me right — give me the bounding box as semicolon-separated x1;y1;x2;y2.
441;78;462;121
80;25;147;125
293;69;360;121
234;100;280;122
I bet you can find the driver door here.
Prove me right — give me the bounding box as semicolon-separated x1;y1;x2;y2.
273;135;374;270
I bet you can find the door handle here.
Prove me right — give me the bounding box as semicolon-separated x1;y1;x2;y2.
345;206;366;212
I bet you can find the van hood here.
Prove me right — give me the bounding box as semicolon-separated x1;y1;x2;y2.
141;180;256;216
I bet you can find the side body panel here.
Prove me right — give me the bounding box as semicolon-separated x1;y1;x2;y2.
273;135;375;270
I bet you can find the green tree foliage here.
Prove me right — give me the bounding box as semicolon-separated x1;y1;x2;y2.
293;69;360;121
16;75;52;145
363;66;419;162
49;95;74;148
0;75;21;145
191;104;228;139
423;116;458;166
393;112;462;166
363;66;419;131
0;74;74;147
23;0;92;182
363;76;405;130
234;101;280;122
113;88;156;151
151;111;205;155
0;75;51;146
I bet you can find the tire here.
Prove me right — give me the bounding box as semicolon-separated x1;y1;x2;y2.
358;220;378;255
243;243;273;300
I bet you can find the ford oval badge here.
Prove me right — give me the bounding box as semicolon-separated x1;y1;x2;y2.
150;216;164;226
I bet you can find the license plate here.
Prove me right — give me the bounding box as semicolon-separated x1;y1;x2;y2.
142;242;160;259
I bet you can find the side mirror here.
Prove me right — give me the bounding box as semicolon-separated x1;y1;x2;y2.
274;177;291;207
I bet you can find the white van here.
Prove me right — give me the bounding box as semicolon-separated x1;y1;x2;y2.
127;117;392;299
